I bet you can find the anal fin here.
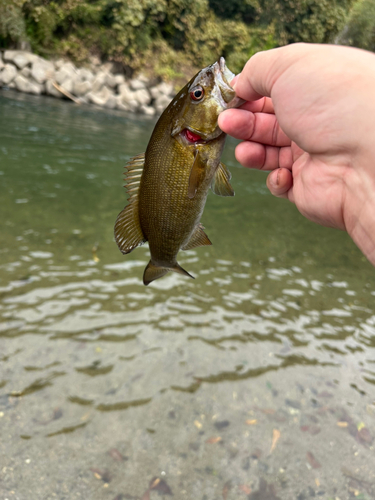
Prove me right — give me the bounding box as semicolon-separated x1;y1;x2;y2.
211;162;235;197
182;223;212;250
114;153;146;254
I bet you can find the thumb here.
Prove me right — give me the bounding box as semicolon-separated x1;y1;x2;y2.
234;43;315;102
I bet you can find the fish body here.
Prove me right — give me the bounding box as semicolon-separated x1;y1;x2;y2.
115;58;242;285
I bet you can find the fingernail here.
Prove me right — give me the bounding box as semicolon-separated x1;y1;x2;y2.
267;170;283;195
269;170;279;189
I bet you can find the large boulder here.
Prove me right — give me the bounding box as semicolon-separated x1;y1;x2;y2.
31;59;55;84
3;50;37;69
150;82;174;100
91;71;107;92
53;59;66;70
105;73;117;89
55;63;76;85
118;82;132;99
117;83;141;111
20;67;31;78
114;74;125;87
89;55;101;69
116;95;130;112
0;64;17;85
60;78;75;95
139;104;155;116
14;75;43;95
133;88;151;107
130;78;147;91
73;79;92;97
87;86;116;108
155;94;172;114
45;79;63;98
77;67;94;82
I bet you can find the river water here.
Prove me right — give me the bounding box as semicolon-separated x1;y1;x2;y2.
0;90;375;500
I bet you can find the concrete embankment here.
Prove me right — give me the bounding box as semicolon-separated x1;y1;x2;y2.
0;50;175;115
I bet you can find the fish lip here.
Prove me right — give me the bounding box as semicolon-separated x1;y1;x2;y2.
212;58;236;106
216;57;246;109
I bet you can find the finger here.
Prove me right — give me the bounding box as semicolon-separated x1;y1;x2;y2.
218;109;253;140
219;109;290;147
266;168;294;199
235;141;293;171
229;74;239;87
251;112;290;146
238;97;275;114
234;43;312;102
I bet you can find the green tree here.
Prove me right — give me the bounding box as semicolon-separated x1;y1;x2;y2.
0;0;27;47
261;0;354;44
339;0;375;51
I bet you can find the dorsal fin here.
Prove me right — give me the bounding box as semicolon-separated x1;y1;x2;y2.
211;162;235;197
114;154;147;254
182;223;212;250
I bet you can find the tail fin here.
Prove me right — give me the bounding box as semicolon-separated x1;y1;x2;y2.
143;261;195;286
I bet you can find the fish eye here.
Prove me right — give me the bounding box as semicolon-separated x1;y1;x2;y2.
190;86;204;101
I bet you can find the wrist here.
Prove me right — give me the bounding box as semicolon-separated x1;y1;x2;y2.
344;154;375;265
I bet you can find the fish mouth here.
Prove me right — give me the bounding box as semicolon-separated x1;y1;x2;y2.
214;57;245;109
218;57;236;86
181;128;206;145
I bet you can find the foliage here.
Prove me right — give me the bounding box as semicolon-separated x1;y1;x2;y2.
339;0;375;51
0;0;27;47
0;0;367;79
260;0;354;44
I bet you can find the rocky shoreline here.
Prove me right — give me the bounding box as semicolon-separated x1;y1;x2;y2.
0;50;175;116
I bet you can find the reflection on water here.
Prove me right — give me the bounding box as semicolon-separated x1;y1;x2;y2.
1;91;375;499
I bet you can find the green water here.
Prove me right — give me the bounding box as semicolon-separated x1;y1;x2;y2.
1;91;375;499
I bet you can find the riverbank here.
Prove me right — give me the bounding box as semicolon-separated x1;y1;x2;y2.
0;50;175;116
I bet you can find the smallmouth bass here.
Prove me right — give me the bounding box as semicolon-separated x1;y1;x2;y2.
114;57;243;285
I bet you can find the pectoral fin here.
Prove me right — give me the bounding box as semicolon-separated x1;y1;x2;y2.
182;223;212;250
188;150;206;199
114;153;146;254
211;162;235;197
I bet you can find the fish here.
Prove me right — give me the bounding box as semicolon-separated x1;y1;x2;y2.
114;57;243;286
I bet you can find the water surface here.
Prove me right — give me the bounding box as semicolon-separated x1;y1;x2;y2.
1;91;375;500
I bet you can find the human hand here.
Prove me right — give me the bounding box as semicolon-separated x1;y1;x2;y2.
219;43;375;265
